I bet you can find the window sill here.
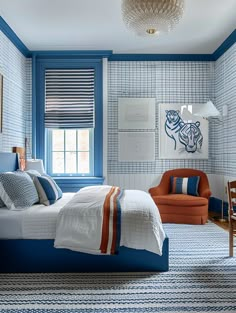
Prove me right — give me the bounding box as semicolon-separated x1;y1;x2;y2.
52;176;105;192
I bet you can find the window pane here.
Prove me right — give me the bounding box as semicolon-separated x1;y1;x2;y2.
78;129;89;151
65;152;76;173
78;152;90;173
52;152;64;173
52;130;64;151
65;130;76;151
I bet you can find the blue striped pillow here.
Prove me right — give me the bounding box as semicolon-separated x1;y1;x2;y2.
170;176;200;196
33;175;62;206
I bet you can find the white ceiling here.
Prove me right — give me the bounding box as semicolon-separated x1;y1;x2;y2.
0;0;235;54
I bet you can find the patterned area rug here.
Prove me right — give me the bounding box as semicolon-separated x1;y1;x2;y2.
0;222;236;312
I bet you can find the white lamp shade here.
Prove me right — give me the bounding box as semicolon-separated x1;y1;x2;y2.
181;107;193;120
194;101;221;119
25;159;45;175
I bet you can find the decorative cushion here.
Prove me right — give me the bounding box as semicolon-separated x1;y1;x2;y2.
33;175;63;206
153;194;208;206
170;176;200;196
24;169;42;180
0;171;39;210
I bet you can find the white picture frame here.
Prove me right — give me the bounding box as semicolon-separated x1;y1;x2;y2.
159;103;208;159
119;132;155;162
118;98;155;130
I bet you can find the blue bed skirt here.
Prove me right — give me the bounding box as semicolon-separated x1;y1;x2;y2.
0;153;169;273
0;237;169;272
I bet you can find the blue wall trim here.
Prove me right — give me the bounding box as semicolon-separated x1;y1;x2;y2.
1;16;235;61
109;54;214;62
0;16;31;57
213;29;236;60
31;54;37;158
209;196;228;217
32;50;113;58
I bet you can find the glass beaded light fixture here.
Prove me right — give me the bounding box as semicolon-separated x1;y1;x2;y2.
121;0;185;36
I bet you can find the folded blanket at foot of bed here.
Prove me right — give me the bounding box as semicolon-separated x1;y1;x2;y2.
54;185;165;255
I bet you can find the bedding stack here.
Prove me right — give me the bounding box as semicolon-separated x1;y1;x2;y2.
0;170;73;240
0;170;63;210
0;170;165;257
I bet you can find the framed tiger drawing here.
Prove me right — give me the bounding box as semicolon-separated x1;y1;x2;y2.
159;103;208;159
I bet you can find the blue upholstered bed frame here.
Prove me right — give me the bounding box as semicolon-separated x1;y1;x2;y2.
0;152;169;272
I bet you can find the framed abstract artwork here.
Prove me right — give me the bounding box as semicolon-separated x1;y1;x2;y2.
118;98;156;130
0;74;2;132
159;103;208;159
119;132;155;162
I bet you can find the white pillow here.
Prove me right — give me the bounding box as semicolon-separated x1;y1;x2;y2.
24;169;42;179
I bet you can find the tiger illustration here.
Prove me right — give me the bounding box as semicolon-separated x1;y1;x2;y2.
165;110;185;150
178;121;203;153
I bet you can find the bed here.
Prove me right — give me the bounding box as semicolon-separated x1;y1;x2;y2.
0;152;169;272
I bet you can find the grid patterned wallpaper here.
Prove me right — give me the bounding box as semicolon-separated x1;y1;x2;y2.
107;61;215;174
1;28;234;180
214;43;236;176
0;31;31;154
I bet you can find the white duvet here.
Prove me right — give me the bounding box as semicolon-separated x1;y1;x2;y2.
54;185;165;255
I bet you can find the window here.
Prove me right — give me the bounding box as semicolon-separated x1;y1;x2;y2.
48;129;94;176
44;67;96;176
35;58;103;184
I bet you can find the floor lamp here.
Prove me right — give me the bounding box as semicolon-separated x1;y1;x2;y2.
194;100;228;222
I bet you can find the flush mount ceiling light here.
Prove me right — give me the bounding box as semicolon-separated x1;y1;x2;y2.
121;0;185;36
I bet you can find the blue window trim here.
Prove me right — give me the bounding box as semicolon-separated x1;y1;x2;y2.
34;57;104;186
53;176;104;193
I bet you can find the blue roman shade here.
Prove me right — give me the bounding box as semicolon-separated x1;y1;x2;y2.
45;69;95;129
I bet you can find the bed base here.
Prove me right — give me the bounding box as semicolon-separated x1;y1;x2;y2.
0;238;169;272
0;152;169;273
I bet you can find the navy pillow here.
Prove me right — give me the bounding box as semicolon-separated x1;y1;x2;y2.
33;175;63;206
170;176;200;196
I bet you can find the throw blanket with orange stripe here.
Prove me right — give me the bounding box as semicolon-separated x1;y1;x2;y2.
54;185;123;255
100;186;122;255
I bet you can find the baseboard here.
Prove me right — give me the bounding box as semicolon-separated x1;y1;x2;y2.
209;197;228;216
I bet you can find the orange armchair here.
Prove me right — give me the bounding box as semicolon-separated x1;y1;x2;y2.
149;168;211;225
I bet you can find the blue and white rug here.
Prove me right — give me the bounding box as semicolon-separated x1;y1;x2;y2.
0;222;235;312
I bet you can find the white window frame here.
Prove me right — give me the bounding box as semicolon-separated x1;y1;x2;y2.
46;128;94;176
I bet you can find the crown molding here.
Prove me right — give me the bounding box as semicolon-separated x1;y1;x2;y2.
108;54;214;61
213;29;236;60
0;17;235;61
0;16;31;57
31;50;113;58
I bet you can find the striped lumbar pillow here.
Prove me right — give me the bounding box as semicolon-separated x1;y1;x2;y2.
170;176;200;196
33;175;63;206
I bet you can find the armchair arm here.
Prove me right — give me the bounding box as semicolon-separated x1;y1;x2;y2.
199;188;212;199
149;173;171;196
149;184;169;197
